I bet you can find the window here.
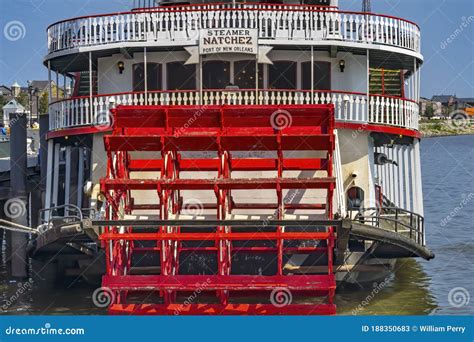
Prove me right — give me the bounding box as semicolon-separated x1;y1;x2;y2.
203;61;230;89
301;61;331;90
268;61;297;89
133;63;162;92
234;60;264;89
167;62;196;90
347;186;365;210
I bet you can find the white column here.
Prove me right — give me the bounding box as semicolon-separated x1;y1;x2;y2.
367;136;377;208
144;47;148;105
56;71;59;99
64;146;71;214
199;55;203;105
413;139;424;216
44;139;54;215
366;49;370;123
401;145;409;210
48;61;52;128
77;147;85;208
89;51;93;116
393;147;400;207
63;74;67;99
397;145;404;209
410;144;417;212
52;143;60;207
385;147;391;204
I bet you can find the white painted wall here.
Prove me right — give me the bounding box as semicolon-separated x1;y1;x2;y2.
97;50;368;95
98;51;190;94
338;129;372;209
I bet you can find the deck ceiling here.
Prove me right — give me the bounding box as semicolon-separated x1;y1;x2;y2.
45;45;421;74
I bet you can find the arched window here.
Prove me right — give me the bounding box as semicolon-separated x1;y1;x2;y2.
301;61;331;90
234;60;264;89
268;61;297;89
347;186;365;210
133;63;162;92
203;61;230;89
167;62;196;90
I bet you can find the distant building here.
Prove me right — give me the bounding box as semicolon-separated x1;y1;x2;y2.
2;99;29;126
431;95;457;107
419;97;442;118
0;85;12;97
0;80;60;120
11;81;21;97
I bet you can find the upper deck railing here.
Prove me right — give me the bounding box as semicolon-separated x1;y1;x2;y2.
48;89;419;132
47;3;421;56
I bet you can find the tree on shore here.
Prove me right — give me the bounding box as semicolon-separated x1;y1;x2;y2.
424;103;434;118
39;92;49;115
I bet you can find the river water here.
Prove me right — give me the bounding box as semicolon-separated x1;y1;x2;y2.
1;135;473;315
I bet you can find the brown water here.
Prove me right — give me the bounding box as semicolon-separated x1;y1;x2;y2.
0;135;473;315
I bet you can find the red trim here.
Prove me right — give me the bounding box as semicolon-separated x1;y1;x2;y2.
46;126;112;140
132;3;337;12
46;121;421;140
336;122;421;138
47;5;420;31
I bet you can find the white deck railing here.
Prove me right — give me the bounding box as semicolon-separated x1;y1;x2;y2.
47;4;420;55
49;89;419;131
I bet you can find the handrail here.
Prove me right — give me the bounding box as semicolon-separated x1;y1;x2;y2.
47;4;419;29
48;89;420;131
51;89;417;106
46;4;421;55
40;204;84;224
353;206;425;246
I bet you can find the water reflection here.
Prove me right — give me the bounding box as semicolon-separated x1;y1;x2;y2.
337;258;437;315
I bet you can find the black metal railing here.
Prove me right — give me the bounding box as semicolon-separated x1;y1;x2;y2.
352;206;425;246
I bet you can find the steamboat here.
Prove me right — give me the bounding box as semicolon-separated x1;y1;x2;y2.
4;0;434;315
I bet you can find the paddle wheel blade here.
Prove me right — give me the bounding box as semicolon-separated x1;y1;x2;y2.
99;104;337;315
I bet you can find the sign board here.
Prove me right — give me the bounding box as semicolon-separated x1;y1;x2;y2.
199;29;258;55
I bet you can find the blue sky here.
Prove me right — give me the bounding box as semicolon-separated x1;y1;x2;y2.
0;0;473;98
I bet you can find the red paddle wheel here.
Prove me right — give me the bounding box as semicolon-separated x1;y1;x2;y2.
99;104;337;315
